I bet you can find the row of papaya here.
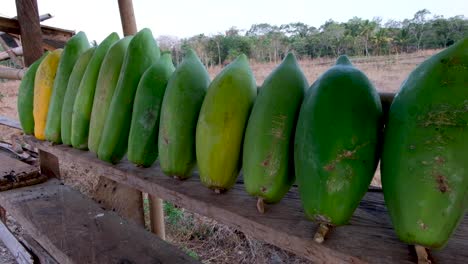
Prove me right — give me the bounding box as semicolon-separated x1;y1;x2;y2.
17;28;467;253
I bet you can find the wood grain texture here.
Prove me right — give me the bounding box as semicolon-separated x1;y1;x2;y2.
25;136;468;263
0;179;199;264
0;220;34;264
19;234;59;264
15;0;43;66
0;152;43;191
93;177;145;226
117;0;137;36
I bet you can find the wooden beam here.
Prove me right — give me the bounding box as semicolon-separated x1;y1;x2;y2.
0;17;74;44
25;136;468;263
0;220;34;264
15;0;43;66
0;179;199;263
0;66;25;80
118;0;138;36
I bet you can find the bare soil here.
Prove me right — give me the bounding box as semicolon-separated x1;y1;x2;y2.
0;50;438;263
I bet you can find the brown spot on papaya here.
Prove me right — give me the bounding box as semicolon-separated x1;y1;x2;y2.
260;186;267;193
261;154;271;167
435;174;450;193
324;164;335;171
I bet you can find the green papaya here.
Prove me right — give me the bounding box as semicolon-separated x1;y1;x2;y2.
98;28;160;163
158;49;210;178
71;32;119;149
196;54;257;192
294;55;382;235
61;48;96;146
45;32;90;143
88;36;133;153
17;52;48;135
243;53;307;210
128;53;175;167
381;38;468;249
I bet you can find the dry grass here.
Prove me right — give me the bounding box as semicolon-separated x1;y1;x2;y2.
0;50;440;263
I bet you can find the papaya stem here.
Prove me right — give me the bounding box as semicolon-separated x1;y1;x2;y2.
256;197;265;214
314;223;330;243
415;245;431;264
214;188;221;194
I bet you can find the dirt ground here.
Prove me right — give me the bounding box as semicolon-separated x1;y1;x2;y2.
0;50;438;263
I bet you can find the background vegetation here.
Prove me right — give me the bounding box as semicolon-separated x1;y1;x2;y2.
156;9;467;66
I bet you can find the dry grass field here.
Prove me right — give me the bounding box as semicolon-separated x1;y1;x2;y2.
0;50;439;263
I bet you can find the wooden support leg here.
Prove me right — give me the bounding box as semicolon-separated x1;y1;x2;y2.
39;150;60;179
149;195;166;240
93;177;144;226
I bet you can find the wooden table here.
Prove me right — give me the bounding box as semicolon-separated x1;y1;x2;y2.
24;136;468;264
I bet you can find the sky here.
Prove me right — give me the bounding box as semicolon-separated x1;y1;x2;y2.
2;0;467;42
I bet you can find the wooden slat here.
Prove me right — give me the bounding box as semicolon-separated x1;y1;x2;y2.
0;220;34;264
19;234;59;264
0;66;25;80
0;178;199;264
0;16;74;47
25;136;468;264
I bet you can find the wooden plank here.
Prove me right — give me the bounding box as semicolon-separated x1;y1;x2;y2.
15;0;43;66
0;46;23;61
93;177;145;226
0;152;44;191
0;116;21;130
118;0;138;36
0;179;199;264
25;136;468;263
0;219;34;264
19;234;59;264
39;150;60;178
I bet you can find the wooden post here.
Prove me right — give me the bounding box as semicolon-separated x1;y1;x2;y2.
149;194;166;240
15;0;43;66
0;66;25;80
117;0;138;36
117;0;166;238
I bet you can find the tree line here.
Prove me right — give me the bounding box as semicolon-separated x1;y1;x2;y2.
156;9;468;66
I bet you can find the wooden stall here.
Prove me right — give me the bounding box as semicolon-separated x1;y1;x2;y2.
0;0;466;263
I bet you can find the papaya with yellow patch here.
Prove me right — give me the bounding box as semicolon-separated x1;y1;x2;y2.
33;49;63;140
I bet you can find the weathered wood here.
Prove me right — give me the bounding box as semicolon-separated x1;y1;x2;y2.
15;0;43;66
0;179;199;264
0;16;73;44
0;152;43;191
0;219;34;264
0;66;25;80
39;150;60;178
118;0;138;36
149;194;166;240
93;177;145;226
0;46;23;61
19;234;59;264
0;116;21;130
25;136;468;263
